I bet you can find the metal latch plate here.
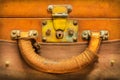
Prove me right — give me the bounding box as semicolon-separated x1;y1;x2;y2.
42;20;78;42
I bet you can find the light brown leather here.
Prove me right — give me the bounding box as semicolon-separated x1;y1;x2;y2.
0;18;120;42
0;0;120;18
0;0;120;79
0;40;120;80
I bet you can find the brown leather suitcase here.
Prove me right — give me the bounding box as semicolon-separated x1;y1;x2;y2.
0;0;120;80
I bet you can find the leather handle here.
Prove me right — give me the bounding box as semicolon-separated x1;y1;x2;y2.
16;31;102;73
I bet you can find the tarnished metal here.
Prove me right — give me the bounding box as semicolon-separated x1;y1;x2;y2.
100;30;109;40
5;61;10;67
42;5;78;42
11;30;21;39
11;30;38;39
81;30;91;40
82;30;109;40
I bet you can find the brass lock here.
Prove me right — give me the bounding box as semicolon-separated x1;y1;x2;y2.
42;5;78;42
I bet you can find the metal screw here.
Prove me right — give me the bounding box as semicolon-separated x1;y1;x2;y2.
73;20;78;25
42;21;47;26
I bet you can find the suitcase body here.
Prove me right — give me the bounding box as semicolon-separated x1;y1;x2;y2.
0;0;120;80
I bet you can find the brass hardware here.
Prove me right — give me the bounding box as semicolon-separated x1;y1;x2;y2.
100;30;109;40
48;5;72;17
110;60;115;67
82;30;109;40
73;20;78;25
73;37;77;42
11;30;38;39
42;5;78;42
56;30;64;39
42;37;47;42
11;30;20;39
5;61;10;67
42;20;47;25
68;30;74;36
81;30;91;40
28;30;38;38
46;29;51;36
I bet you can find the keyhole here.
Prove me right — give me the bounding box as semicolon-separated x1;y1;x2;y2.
56;30;64;39
59;34;61;37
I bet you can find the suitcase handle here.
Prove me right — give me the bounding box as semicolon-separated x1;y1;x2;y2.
11;30;108;73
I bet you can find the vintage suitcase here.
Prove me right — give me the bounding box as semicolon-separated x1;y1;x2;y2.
0;0;120;80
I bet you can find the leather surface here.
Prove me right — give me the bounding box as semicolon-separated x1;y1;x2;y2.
0;40;120;80
0;0;120;18
0;0;120;79
0;18;120;42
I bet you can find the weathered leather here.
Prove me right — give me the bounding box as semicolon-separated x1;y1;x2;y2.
0;18;120;42
0;40;120;80
0;0;120;18
0;0;120;79
18;32;100;73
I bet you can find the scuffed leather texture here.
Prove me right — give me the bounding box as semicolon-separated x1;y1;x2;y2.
0;40;120;80
0;0;120;18
0;18;120;42
0;0;120;80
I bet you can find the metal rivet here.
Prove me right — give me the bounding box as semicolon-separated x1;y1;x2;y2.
73;20;78;25
5;61;10;67
42;37;47;42
29;30;38;38
100;30;109;40
33;33;37;36
81;30;91;40
110;60;115;67
68;30;74;36
73;37;77;42
42;21;47;26
11;30;20;39
48;5;53;11
46;29;51;36
67;5;72;13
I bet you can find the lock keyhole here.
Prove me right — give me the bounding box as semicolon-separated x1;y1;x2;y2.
56;30;64;39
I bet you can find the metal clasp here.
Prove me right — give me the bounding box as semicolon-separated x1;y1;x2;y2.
42;5;78;42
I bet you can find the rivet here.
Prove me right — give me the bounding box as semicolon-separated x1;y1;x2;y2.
48;5;53;11
46;29;51;36
67;5;72;13
73;37;77;42
33;33;37;36
81;30;91;40
5;61;10;67
110;60;115;67
68;30;74;36
73;20;78;25
42;21;47;26
42;37;47;42
12;31;16;35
